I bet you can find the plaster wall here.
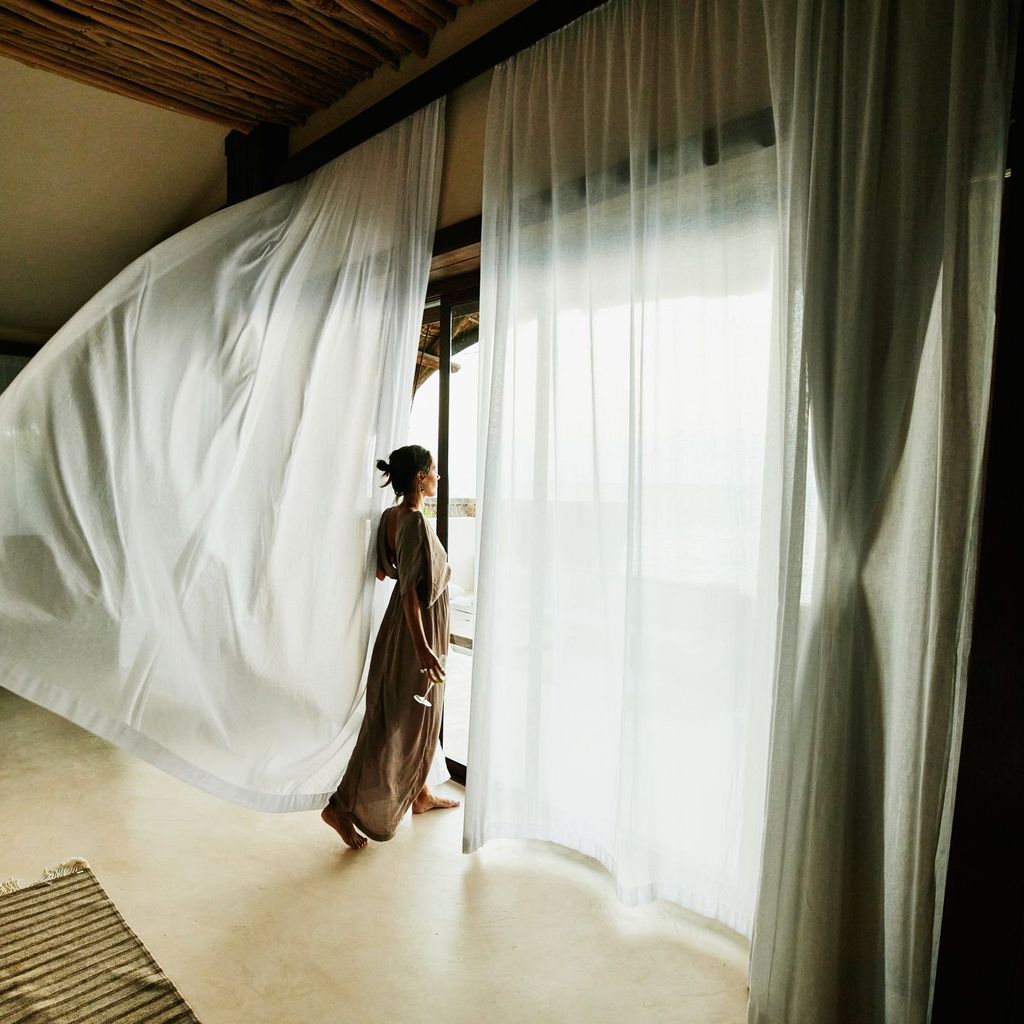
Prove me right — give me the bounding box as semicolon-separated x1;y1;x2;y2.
0;57;226;340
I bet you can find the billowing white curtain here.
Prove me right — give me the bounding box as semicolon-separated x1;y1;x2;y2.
466;0;781;936
749;4;1016;1023
0;102;445;811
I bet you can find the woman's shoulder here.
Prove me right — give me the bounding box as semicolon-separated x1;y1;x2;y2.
393;507;427;537
379;505;420;523
393;505;424;522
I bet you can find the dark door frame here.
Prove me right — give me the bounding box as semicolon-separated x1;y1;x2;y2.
419;268;479;786
931;19;1023;1020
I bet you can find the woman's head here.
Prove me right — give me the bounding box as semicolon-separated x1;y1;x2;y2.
376;444;438;500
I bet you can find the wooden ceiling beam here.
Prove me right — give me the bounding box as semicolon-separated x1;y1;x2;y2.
298;0;428;58
195;0;389;71
415;0;459;22
0;12;309;124
63;0;343;108
1;0;318;116
104;0;360;101
401;0;450;31
249;0;401;65
368;0;442;36
0;35;253;130
0;0;470;129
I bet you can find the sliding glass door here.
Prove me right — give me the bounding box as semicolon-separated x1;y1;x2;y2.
409;287;479;783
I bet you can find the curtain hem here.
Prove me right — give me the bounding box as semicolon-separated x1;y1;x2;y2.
1;668;333;813
463;821;754;939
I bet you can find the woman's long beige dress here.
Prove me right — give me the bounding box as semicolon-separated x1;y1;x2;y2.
327;507;451;841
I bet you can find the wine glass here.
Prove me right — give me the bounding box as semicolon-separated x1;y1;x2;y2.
414;655;447;707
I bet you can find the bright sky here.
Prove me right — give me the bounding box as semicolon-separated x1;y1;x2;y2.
408;345;480;499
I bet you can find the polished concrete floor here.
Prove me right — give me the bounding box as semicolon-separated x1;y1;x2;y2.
0;688;750;1024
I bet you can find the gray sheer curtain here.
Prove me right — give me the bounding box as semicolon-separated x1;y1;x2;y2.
749;2;1017;1022
467;0;1016;1018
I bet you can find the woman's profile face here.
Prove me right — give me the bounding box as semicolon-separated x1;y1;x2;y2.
419;460;440;498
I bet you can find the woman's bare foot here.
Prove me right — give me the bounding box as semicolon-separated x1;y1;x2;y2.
412;786;461;814
321;805;368;849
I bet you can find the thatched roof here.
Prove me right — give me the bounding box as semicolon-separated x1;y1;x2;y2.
413;308;478;392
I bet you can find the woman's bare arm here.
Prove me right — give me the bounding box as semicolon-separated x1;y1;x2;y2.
402;587;444;682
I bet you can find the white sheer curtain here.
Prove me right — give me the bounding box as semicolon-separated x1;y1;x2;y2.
466;0;781;936
0;102;444;811
467;1;1015;1014
749;3;1016;1022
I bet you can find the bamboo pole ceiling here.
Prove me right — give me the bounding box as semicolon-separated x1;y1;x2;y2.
0;0;473;132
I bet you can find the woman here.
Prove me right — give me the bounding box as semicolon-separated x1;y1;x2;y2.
321;445;460;849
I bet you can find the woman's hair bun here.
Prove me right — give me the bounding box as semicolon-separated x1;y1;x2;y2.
377;445;432;496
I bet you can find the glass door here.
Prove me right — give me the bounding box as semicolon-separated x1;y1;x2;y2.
408;289;479;783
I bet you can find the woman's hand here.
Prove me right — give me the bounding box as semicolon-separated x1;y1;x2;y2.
415;644;446;684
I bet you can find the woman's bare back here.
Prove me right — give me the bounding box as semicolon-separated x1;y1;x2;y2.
384;505;418;569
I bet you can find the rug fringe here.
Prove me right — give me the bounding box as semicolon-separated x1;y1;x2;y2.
1;859;91;897
41;858;91;881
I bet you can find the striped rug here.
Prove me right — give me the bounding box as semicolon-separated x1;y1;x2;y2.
0;860;200;1023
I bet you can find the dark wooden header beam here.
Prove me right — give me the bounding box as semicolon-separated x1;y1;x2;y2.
432;215;482;256
0;340;43;358
284;0;612;183
226;124;289;205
